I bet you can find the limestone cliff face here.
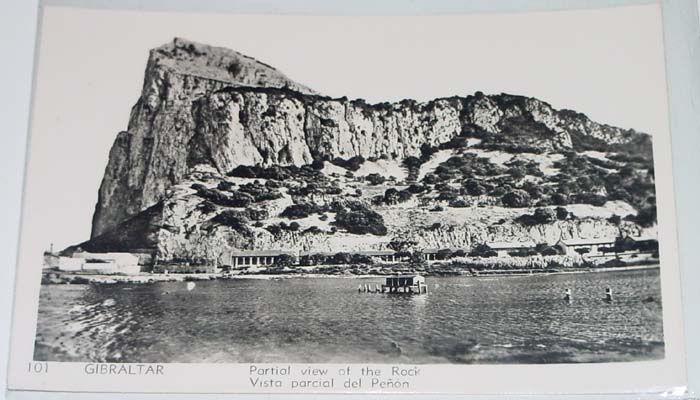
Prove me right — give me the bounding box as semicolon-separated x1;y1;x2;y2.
187;89;465;174
91;38;315;238
186;87;643;184
91;39;645;240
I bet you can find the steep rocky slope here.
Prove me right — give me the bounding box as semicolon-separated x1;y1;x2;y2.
91;38;315;237
84;39;656;265
94;79;646;238
77;159;651;266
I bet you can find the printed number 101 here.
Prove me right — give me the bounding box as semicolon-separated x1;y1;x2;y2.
28;362;48;373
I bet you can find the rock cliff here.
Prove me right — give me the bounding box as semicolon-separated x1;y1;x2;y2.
85;39;656;264
77;164;650;265
91;38;315;237
93;55;642;237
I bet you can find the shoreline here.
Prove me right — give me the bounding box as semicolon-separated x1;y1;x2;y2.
41;264;660;285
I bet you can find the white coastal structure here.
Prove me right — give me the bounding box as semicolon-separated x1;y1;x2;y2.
47;252;141;275
228;250;295;267
558;237;617;256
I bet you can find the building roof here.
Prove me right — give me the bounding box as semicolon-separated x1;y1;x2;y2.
299;251;335;257
231;250;292;257
298;250;396;257
485;241;536;250
357;250;396;256
559;237;616;246
422;247;464;254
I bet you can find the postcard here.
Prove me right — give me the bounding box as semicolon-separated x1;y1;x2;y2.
6;2;688;395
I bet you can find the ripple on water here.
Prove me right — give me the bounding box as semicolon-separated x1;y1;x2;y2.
34;269;664;363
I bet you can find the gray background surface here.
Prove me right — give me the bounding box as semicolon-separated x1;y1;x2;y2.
0;0;698;398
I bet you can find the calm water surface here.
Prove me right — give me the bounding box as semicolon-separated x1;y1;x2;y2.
34;269;664;364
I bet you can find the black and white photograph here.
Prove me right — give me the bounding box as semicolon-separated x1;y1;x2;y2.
5;2;692;393
31;6;666;365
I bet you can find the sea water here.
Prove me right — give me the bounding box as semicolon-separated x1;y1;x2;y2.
33;268;664;364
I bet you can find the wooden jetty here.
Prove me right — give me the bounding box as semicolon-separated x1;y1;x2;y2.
359;275;428;294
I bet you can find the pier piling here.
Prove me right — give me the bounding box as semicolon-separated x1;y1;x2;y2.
361;275;427;295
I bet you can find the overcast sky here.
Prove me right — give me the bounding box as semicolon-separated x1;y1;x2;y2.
24;4;668;250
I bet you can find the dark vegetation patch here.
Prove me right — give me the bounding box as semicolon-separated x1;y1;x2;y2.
280;203;327;219
329;155;366;171
365;173;386;185
595;237;659;255
372;188;413;206
333;201;387;236
552;151;655;210
474;243;564;257
625;205;657;228
191;184;254;207
237;181;283;202
515;207;569;226
227;163;344;197
265;221;301;234
211;210;251;234
65;203;164;254
408;140;655;223
228;164;323;181
287;181;343;196
299;252;375;266
192;181;281;206
419;153;506;197
501;190;531;208
277;200;388;236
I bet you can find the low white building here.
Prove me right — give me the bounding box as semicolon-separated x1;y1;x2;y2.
228;250;294;267
56;252;141;275
558;237;616;257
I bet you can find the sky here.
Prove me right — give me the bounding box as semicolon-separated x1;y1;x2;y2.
24;4;669;250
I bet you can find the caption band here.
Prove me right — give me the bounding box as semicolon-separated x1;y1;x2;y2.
249;365;419;390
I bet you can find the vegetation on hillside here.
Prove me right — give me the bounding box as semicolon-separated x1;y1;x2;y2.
184;110;657;246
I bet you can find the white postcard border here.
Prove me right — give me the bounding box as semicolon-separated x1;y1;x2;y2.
5;2;689;395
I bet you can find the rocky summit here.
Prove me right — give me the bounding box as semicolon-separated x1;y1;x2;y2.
90;38;315;238
78;38;657;268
